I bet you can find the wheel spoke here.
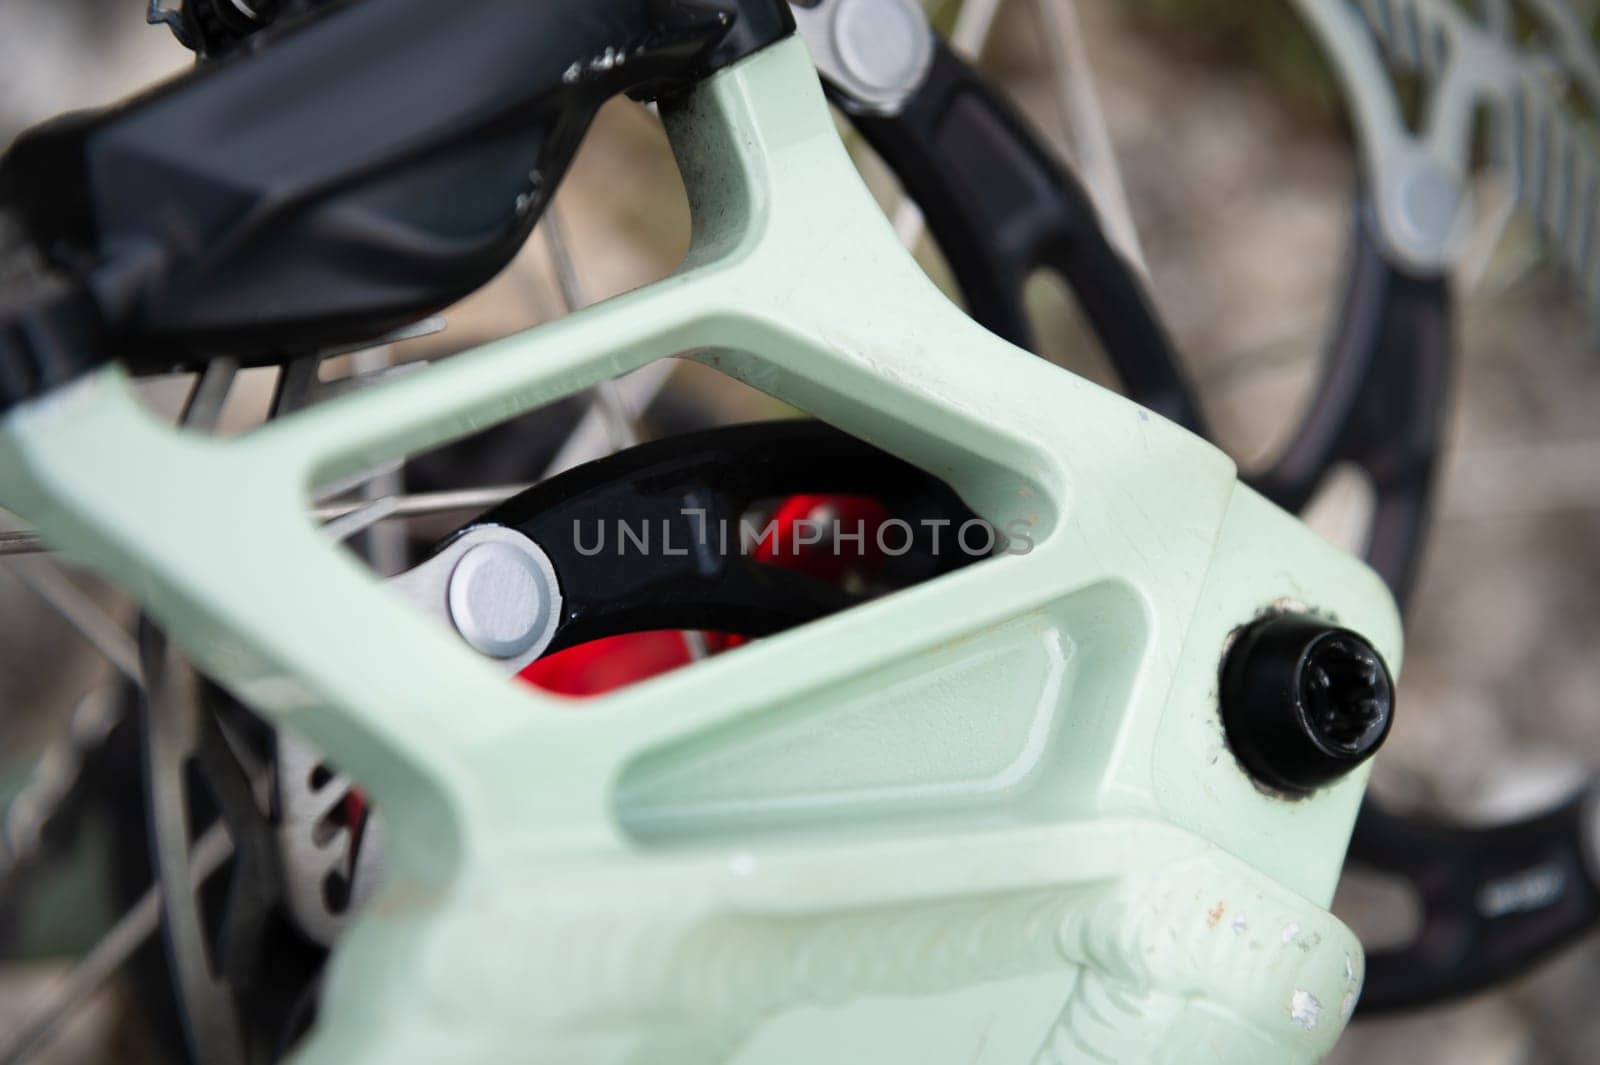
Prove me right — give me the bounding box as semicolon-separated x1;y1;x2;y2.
0;823;232;1065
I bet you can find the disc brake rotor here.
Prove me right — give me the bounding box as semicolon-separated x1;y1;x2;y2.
805;0;1600;1015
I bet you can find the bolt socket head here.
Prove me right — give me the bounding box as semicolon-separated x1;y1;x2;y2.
1220;613;1395;794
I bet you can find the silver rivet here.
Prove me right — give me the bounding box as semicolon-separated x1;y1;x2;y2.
446;542;552;659
1389;154;1462;259
834;0;930;94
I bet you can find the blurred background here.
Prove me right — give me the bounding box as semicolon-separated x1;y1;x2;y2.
2;0;1600;1061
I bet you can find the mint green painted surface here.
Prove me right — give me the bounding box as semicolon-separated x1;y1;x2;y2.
0;38;1400;1064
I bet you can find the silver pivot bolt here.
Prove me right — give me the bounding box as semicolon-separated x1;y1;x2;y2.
792;0;935;116
447;540;557;660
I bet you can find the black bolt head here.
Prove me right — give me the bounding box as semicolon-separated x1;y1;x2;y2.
1220;613;1395;794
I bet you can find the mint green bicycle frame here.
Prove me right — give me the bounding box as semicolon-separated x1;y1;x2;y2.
0;37;1399;1065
